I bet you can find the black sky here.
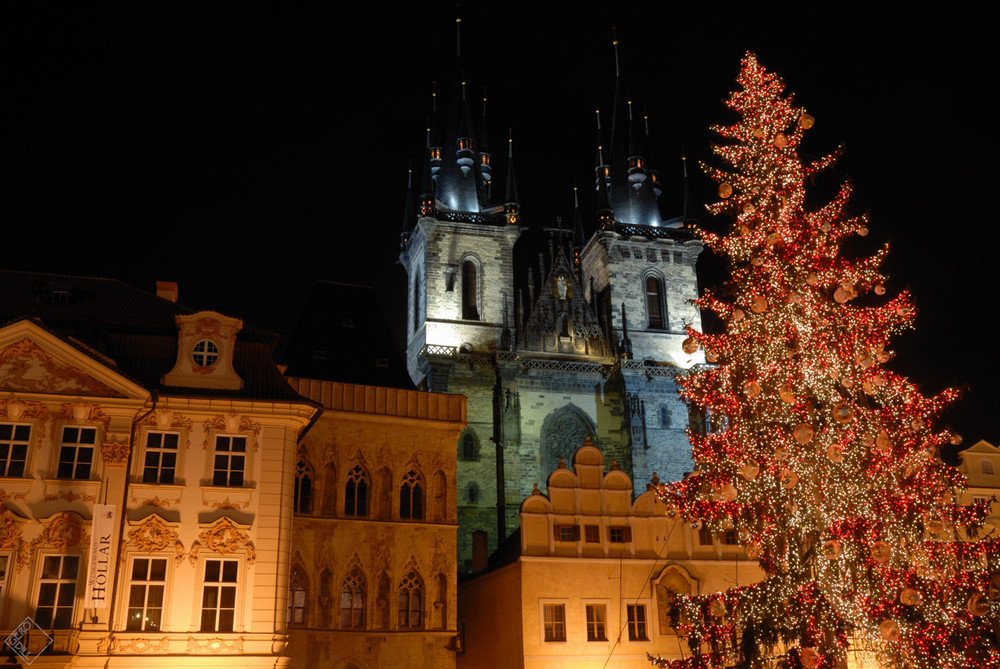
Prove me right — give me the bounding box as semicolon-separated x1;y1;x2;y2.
6;4;997;447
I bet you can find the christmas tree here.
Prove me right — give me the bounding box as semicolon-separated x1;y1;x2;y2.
651;54;999;669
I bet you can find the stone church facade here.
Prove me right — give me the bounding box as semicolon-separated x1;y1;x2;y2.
398;32;705;567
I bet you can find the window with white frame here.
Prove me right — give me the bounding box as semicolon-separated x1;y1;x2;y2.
35;554;80;628
542;603;566;642
627;604;649;641
57;426;96;479
192;340;219;367
586;603;608;641
127;557;167;631
212;435;246;487
142;432;179;484
0;423;30;477
200;559;238;632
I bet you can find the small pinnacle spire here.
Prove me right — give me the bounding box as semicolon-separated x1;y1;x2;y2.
612;27;620;79
504;130;519;204
456;15;462;58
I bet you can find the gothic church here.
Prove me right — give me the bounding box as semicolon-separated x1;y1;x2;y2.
398;25;705;566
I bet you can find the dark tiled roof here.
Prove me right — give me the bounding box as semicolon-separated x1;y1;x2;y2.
281;280;413;390
0;270;309;402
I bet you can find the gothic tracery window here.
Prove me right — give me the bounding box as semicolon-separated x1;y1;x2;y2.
345;465;369;517
397;570;423;629
645;275;666;329
340;567;366;629
293;460;313;514
287;566;307;625
399;469;424;520
540;406;594;476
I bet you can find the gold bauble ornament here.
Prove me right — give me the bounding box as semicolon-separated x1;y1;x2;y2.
718;182;733;199
834;286;850;304
774;133;788;148
806;272;819;286
750;296;767;313
832;403;854;423
794;423;814;444
709;599;726;618
780;469;798;489
858;226;869;237
752;255;764;266
765;230;781;245
799;648;820;669
743;203;755;214
876;430;892;453
911;417;925;431
753;127;765;139
862;433;875;447
876;351;890;364
731;308;745;322
822;540;842;559
968;593;989;616
789;291;802;304
827;444;844;463
798;113;815;129
705;349;719;363
951;433;963;446
779;385;795;403
874;283;886;295
720;484;737;502
820;221;831;232
682;337;698;354
741;461;759;481
900;588;922;606
744;380;762;398
775;446;789;461
879;619;900;641
871;541;892;563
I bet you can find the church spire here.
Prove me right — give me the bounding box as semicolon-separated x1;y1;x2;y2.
401;163;416;249
503;130;519;226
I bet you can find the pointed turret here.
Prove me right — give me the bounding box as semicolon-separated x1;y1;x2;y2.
419;125;435;217
478;87;492;203
400;164;416;250
503;130;519;226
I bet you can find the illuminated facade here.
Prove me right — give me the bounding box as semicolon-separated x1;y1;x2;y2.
456;441;764;668
399;30;704;566
283;378;465;669
0;272;316;666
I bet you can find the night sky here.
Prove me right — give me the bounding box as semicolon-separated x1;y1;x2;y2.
7;5;996;448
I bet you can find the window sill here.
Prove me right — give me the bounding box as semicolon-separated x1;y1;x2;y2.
129;482;185;508
41;478;100;502
0;476;34;497
200;485;254;510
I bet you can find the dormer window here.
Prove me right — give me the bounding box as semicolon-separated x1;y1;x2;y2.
193;340;219;367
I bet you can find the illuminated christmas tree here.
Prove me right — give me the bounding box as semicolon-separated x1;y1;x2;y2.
651;54;999;669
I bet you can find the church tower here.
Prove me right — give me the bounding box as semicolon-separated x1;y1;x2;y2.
400;22;703;568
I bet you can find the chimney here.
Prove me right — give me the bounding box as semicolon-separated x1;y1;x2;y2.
156;281;178;303
472;530;489;573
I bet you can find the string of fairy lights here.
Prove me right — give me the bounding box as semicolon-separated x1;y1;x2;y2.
649;54;999;669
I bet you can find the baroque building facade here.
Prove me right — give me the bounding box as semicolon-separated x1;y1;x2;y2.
0;271;463;668
398;32;705;566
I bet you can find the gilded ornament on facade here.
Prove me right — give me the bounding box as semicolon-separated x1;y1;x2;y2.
0;338;119;397
30;512;86;556
59;402;111;429
198;517;256;564
186;636;244;654
101;440;131;466
127;515;179;553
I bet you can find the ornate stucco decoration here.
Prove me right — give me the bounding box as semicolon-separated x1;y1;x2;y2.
202;414;260;450
162;311;244;390
30;512;87;560
143;409;194;449
0;338;120;397
58;402;111;429
113;637;170;654
130;495;181;509
126;515;179;553
197;517;256;565
43;491;96;503
0;507;28;571
186;636;245;654
0;398;50;438
101;440;130;466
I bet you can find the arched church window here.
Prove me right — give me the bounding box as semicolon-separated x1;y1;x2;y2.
340;567;366;629
540;406;596;477
645;275;666;330
459;431;479;461
412;270;421;333
400;470;424;520
398;570;423;629
345;465;369;517
462;260;480;320
288;565;307;625
293;460;313;514
466;482;479;504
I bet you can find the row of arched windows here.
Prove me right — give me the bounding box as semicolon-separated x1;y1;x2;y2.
293;459;445;522
288;563;447;631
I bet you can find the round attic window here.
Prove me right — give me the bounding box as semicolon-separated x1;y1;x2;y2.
193;340;219;367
